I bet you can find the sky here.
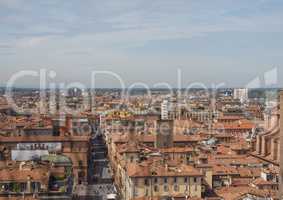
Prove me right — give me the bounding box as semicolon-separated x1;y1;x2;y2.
0;0;283;88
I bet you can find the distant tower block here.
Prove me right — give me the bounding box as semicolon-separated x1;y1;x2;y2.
161;100;169;120
233;88;248;103
156;119;174;148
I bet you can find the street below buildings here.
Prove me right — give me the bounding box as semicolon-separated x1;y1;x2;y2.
87;131;118;200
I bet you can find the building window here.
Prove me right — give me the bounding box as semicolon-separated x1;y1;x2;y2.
164;177;167;183
154;177;158;184
8;183;13;191
154;185;159;192
31;182;39;192
174;177;177;183
184;177;188;183
145;189;149;196
79;160;83;167
174;185;179;192
164;185;169;192
194;177;197;183
20;183;27;192
144;178;149;186
185;185;188;191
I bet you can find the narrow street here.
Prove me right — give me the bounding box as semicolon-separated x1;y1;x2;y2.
87;131;118;200
73;127;118;200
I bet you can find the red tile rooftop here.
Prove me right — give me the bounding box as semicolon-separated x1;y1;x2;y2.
0;161;50;183
213;121;255;130
126;162;203;178
231;178;252;186
252;177;278;186
212;164;239;176
215;186;277;200
111;132;206;143
217;116;243;120
160;146;194;153
0;135;90;142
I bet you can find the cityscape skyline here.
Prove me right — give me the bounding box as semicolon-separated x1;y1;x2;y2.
1;1;283;200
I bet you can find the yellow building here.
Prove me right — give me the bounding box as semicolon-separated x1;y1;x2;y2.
123;162;203;200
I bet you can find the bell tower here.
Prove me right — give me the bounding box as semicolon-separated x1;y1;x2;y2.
155;119;174;148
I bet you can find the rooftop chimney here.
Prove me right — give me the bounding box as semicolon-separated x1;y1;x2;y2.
52;118;61;136
65;114;72;133
128;121;137;144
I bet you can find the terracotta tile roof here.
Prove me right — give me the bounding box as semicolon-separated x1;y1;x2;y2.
263;165;279;174
0;135;90;142
112;132;205;144
252;177;278;186
215;186;277;200
118;142;155;154
239;168;261;178
160;147;194;153
126;162;202;178
231;178;252;186
212;164;238;176
213;120;255;130
0;161;50;184
217;116;243;120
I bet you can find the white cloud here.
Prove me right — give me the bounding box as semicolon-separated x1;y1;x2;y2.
16;36;52;48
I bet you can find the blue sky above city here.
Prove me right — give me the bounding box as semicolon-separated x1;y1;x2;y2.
0;0;283;88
